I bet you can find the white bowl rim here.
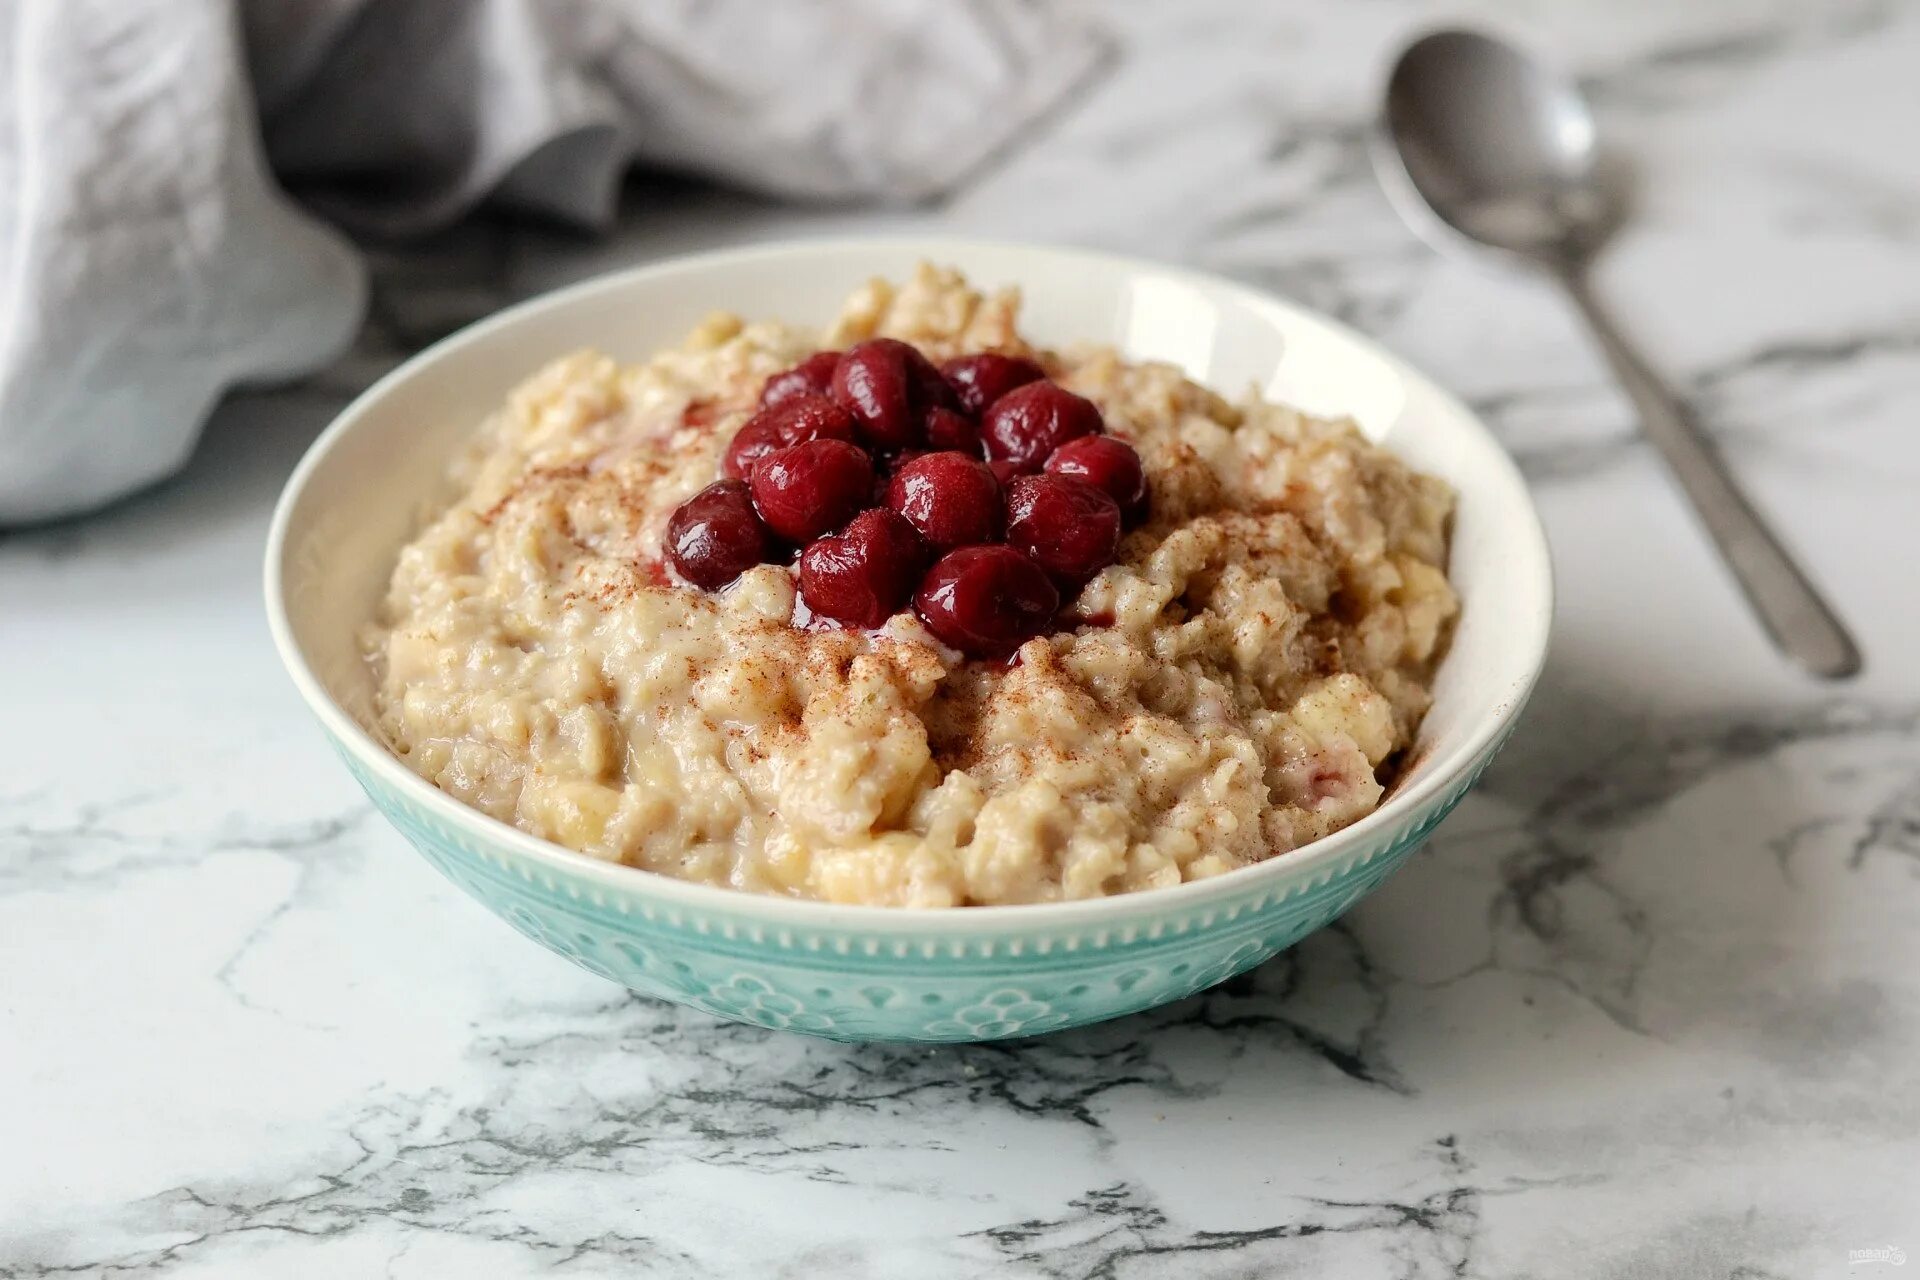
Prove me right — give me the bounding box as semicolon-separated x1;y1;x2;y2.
265;234;1552;934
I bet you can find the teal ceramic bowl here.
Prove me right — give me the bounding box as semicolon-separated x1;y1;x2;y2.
266;239;1551;1043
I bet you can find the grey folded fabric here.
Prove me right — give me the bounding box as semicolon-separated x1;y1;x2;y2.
0;0;1107;523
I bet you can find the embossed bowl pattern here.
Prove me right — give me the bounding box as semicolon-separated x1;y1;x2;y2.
334;731;1507;1041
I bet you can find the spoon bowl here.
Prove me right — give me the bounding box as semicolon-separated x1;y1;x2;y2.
1381;30;1618;264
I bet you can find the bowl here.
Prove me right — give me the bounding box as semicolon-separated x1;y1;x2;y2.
265;238;1552;1043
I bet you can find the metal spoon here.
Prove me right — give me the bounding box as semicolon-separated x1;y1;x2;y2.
1375;28;1861;678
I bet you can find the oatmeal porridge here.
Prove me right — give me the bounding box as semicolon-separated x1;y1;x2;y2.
365;265;1457;906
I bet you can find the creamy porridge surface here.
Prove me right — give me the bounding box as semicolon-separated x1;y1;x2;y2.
365;266;1457;906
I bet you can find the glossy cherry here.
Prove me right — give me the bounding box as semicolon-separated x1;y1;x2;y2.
666;479;771;590
940;352;1046;416
981;381;1104;474
830;338;953;450
759;351;843;408
914;545;1060;656
798;508;928;628
723;394;859;481
1004;474;1122;584
1044;434;1148;525
886;451;1002;549
749;438;874;542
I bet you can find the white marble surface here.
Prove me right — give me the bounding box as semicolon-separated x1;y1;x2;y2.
5;1;1919;1275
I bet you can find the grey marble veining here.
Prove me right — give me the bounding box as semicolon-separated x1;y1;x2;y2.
4;1;1919;1275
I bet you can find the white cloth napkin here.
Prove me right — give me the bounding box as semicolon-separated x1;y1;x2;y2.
0;0;1107;524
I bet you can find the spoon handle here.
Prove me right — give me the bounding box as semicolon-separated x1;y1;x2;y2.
1554;266;1862;678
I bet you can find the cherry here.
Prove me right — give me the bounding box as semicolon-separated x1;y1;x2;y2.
914;546;1060;657
666;480;771;590
830;338;953;451
749;439;874;542
723;394;859;481
987;459;1024;487
798;509;928;628
981;381;1103;475
759;351;842;408
940;353;1046;416
923;406;982;454
1005;474;1122;584
887;451;1001;549
1044;435;1148;525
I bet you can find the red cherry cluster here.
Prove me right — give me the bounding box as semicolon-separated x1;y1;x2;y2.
665;339;1148;656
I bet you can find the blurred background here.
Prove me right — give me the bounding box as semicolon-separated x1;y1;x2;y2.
14;0;1902;695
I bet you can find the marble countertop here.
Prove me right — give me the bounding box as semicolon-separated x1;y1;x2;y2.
5;1;1918;1275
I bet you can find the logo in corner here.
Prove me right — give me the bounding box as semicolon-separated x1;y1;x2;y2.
1850;1246;1907;1267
